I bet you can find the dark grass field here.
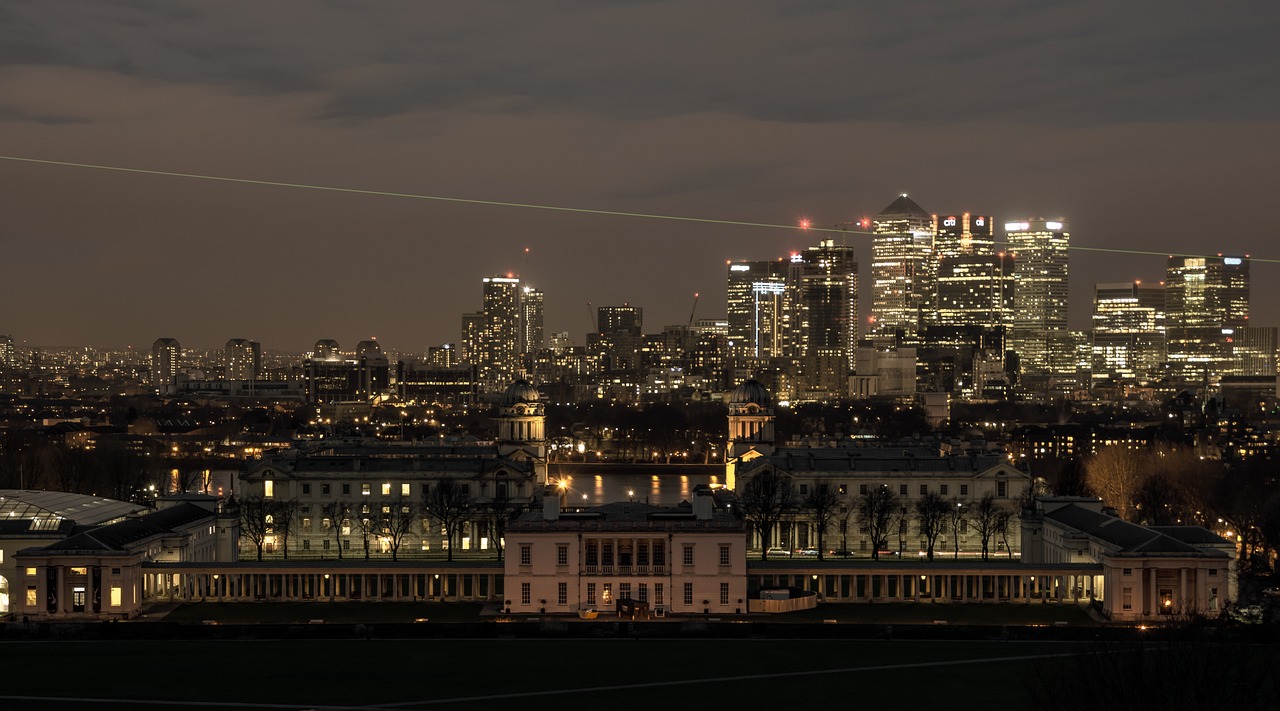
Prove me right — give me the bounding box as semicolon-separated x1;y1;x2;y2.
0;638;1084;710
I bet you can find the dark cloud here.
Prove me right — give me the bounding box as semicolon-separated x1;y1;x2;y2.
0;1;1277;350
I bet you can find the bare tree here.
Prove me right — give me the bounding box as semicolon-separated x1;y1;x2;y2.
948;499;970;559
1084;446;1147;519
970;494;1006;560
273;499;300;559
324;501;352;559
736;471;797;561
51;445;102;495
995;507;1015;558
422;479;473;562
857;484;899;561
802;485;841;561
915;491;950;561
354;507;377;559
482;492;522;562
239;496;274;561
379;497;419;561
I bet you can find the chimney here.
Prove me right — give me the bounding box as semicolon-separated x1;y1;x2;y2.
693;488;714;520
542;486;561;521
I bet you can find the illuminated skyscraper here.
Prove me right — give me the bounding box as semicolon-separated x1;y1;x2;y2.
932;254;1015;329
791;239;858;398
0;334;14;368
933;212;995;259
313;339;341;360
520;286;545;356
224;338;262;380
1091;281;1166;385
726;259;788;358
588;304;644;371
1165;255;1249;385
923;212;996;329
478;276;522;391
1006;219;1070;387
870;195;934;342
151;337;181;395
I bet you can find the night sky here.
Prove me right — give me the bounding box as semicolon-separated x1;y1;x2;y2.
2;1;1278;353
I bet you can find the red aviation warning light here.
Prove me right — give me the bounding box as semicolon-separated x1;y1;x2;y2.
799;219;811;230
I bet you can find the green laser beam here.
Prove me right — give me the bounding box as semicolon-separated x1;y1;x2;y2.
1;154;1273;264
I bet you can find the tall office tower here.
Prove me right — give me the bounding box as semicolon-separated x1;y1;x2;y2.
589;304;645;371
1006;219;1070;388
460;312;483;363
933;212;995;259
923;212;995;329
596;305;643;336
313;339;341;360
0;334;14;367
791;239;858;398
224;338;262;380
1165;255;1250;385
726;260;788;358
1091;281;1167;385
520;286;545;356
1237;327;1277;376
932;254;1016;328
478;276;522;391
151;337;182;395
870;195;935;343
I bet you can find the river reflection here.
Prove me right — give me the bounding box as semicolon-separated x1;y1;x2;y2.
547;465;720;507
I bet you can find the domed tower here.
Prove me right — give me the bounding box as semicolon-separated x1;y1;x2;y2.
726;379;776;460
496;380;547;465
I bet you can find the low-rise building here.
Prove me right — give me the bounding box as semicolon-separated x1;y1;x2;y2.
504;487;748;616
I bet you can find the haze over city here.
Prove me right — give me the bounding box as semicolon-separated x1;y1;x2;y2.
2;2;1279;351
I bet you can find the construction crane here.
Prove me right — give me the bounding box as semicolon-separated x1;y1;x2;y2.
687;292;700;327
586;301;597;332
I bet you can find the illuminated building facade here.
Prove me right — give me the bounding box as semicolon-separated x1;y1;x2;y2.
1091;281;1166;385
792;239;858;399
1006;219;1070;388
588;304;645;372
932;254;1016;329
520;286;545;357
870;195;935;343
478;276;522;392
224;338;261;381
726;260;788;358
1165;256;1250;386
151;337;181;395
0;334;14;367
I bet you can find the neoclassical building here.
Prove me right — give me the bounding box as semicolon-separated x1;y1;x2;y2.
239;380;549;557
726;379;1032;556
504;486;748;616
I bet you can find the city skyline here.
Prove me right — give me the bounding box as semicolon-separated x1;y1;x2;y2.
2;3;1278;351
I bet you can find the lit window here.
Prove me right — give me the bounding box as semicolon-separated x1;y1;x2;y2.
70;567;87;576
26;587;37;607
110;586;122;607
264;480;274;498
401;483;411;497
382;483;391;496
26;567;37;577
362;483;371;496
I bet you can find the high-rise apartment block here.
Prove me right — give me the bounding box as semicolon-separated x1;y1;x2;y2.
151;337;181;395
224;338;262;380
0;334;14;368
870;195;934;343
477;277;522;392
1091;281;1167;385
1165;255;1250;385
520;286;545;356
1007;219;1070;388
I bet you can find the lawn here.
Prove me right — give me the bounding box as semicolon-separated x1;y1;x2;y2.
0;638;1085;710
769;601;1099;626
157;601;485;624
